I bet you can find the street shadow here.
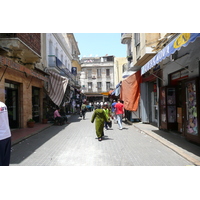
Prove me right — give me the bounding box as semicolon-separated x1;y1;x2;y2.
10;114;86;165
152;129;200;157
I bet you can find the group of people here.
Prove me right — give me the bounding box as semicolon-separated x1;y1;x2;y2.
0;99;124;165
91;99;124;141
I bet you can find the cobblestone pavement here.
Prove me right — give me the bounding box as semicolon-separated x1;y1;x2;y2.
10;111;194;166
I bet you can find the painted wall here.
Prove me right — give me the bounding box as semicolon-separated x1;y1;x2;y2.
46;33;72;71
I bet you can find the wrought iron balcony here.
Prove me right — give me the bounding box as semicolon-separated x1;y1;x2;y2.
48;55;76;84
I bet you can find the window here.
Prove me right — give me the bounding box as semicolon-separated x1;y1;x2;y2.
106;69;110;77
97;69;101;77
88;69;92;78
134;33;140;59
97;82;102;89
134;33;140;46
49;40;53;55
88;82;92;90
106;82;110;90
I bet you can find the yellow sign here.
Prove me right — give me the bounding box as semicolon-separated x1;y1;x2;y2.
173;33;191;49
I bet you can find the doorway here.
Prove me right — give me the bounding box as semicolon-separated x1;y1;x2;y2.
32;87;40;122
5;81;19;129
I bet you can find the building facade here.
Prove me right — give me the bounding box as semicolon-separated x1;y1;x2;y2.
142;33;200;144
122;33;200;144
44;33;82;114
80;55;115;103
0;33;47;128
121;33;161;122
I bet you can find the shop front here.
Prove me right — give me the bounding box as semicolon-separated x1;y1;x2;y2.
0;55;48;128
141;33;200;144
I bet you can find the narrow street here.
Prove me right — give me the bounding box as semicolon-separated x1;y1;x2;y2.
10;111;194;166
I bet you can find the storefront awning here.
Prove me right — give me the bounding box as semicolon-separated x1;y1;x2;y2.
111;81;122;96
141;33;200;75
121;70;142;111
47;71;69;106
100;92;109;96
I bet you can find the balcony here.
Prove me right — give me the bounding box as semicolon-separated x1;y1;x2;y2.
121;33;132;44
48;55;76;84
0;33;41;67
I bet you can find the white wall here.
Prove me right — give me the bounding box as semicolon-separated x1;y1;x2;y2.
46;33;72;71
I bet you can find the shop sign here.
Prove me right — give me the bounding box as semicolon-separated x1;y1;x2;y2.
171;69;189;81
173;33;191;49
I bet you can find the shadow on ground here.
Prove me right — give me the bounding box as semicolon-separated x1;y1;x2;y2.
10;114;85;165
152;129;200;157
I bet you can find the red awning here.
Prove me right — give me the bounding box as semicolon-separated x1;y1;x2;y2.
120;70;142;111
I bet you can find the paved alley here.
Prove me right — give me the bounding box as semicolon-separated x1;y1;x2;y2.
10;111;194;166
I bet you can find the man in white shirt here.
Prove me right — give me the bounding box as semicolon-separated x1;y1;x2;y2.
0;101;11;166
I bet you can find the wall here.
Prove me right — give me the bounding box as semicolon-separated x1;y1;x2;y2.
46;33;72;71
162;38;200;86
0;65;44;128
114;57;127;86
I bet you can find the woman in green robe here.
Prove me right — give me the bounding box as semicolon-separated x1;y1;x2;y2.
91;104;108;141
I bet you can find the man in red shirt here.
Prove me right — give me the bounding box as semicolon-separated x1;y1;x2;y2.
114;99;124;130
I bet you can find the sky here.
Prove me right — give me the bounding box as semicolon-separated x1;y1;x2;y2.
74;33;127;58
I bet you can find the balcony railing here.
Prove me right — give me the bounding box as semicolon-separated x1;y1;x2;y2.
48;55;76;83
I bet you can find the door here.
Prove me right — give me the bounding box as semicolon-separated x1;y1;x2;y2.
5;82;19;128
151;91;158;123
184;78;200;143
160;86;177;130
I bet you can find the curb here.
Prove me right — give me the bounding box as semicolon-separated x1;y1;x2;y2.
11;124;53;146
133;124;200;166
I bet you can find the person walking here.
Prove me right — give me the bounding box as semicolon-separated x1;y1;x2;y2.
0;101;11;166
111;100;117;123
80;101;87;119
91;104;108;141
115;99;124;130
103;104;111;130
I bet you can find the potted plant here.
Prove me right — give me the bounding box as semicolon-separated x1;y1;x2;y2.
42;115;48;124
27;118;35;128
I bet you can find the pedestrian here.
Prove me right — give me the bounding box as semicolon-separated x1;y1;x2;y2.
0;101;11;166
91;104;108;141
111;100;117;123
80;101;87;119
114;99;124;130
103;104;111;130
54;106;64;125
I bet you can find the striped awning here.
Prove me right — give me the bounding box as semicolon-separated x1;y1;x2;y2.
47;71;69;106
